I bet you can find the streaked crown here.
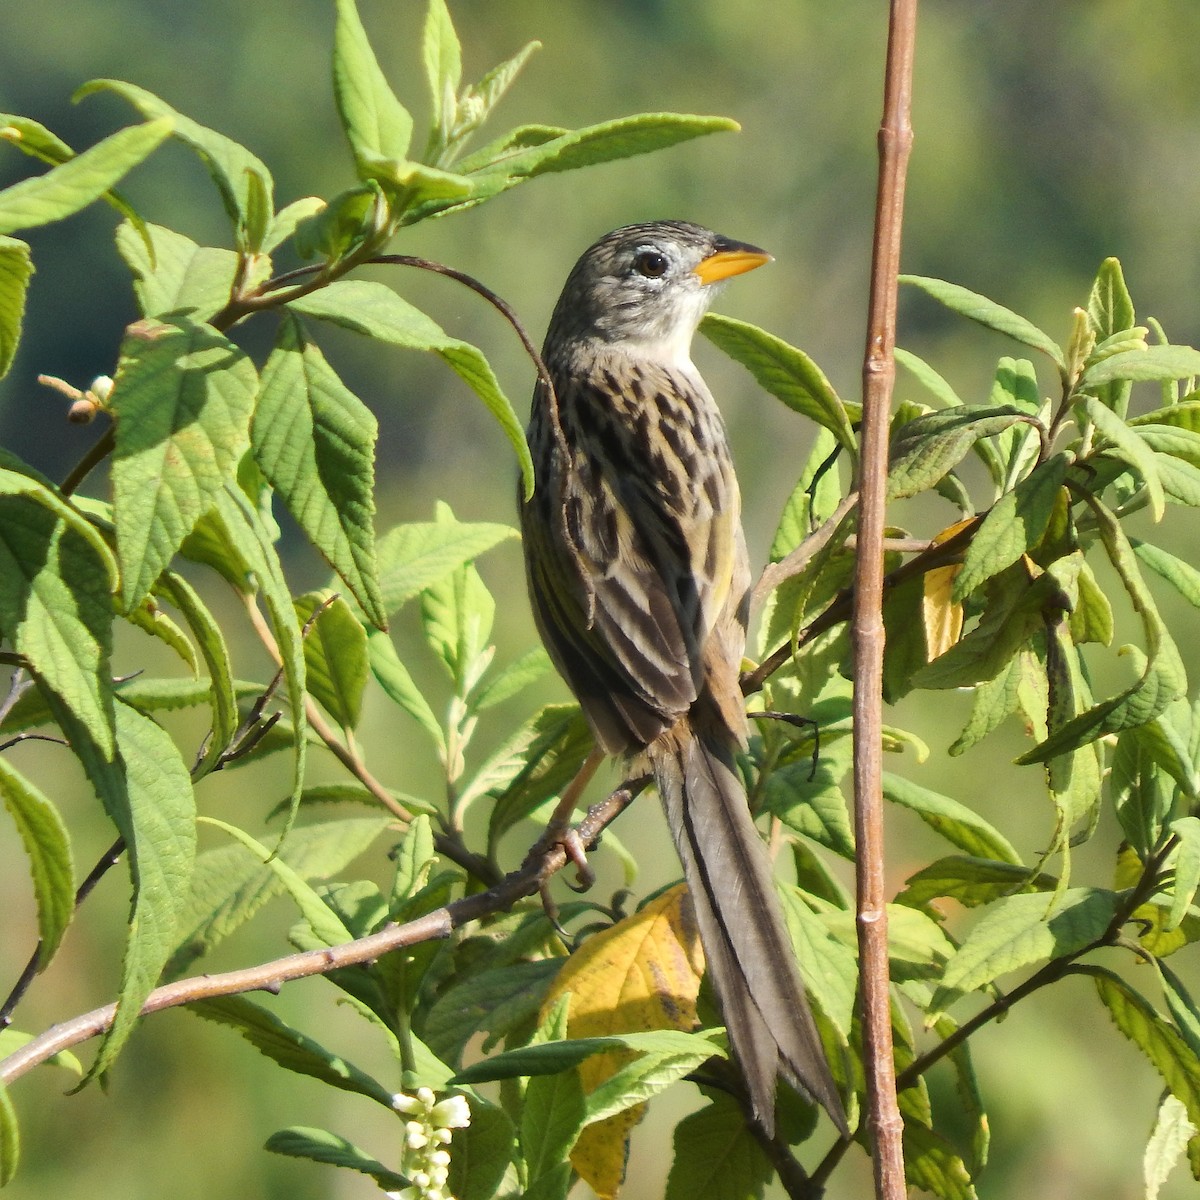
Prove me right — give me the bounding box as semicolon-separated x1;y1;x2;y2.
544;220;770;362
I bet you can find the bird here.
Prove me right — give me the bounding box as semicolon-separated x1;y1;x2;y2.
520;220;847;1137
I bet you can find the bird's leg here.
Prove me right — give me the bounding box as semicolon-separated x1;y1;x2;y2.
541;746;606;890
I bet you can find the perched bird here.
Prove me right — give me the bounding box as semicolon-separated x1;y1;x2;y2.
520;220;846;1136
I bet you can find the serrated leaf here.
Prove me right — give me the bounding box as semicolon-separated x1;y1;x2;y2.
484;705;594;847
189;994;395;1106
931;889;1118;1014
115;222;267;323
0;118;171;235
664;1093;773;1200
0;480;117;756
1093;968;1200;1138
375;517;516;617
290;280;532;494
0;756;74;967
901;275;1066;371
882;773;1020;864
1169;817;1200;932
154;571;238;778
1085;398;1164;520
78;81;272;234
200;817;353;948
765;745;856;860
266;1126;406;1189
0;235;32;377
110;318;257;608
210;484;307;829
1019;500;1187;763
422;0;462;141
1081;345;1200;387
887;405;1031;500
252;316;383;626
1145;1094;1196;1200
332;0;414;179
897;856;1055;910
293;592;368;731
903;1121;978;1200
420;550;494;692
954;455;1068;599
447;1100;516;1200
81;701;197;1083
166;816;392;977
366;630;445;751
700;313;857;450
472;646;552;711
539;886;704;1198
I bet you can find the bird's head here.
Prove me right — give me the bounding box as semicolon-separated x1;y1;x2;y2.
546;220;771;366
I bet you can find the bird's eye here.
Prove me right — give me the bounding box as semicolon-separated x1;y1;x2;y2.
633;250;669;278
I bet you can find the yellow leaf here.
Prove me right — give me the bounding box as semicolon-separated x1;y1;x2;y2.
539;885;703;1200
923;563;964;659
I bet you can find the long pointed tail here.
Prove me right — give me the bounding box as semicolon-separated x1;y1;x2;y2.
652;729;847;1137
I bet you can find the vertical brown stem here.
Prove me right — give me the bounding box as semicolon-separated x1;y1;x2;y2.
854;1;918;1197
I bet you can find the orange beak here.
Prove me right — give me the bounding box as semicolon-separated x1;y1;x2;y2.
693;241;772;286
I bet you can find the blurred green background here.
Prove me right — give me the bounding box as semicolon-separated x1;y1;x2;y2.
3;1;1200;1197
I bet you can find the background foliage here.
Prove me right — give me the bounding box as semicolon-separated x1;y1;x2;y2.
2;2;1200;1199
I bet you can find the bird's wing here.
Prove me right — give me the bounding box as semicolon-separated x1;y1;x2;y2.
522;363;745;751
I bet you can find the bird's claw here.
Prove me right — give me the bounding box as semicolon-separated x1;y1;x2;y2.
560;827;595;891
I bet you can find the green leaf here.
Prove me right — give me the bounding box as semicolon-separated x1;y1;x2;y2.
115;222;267;323
520;1034;587;1185
0;118;171;235
266;1126;406;1190
188;994;395;1106
422;0;462;142
200;817;354;948
83;702;197;1083
882;773;1021;864
367;630;445;751
154;571;238;778
1136;539;1200;610
447;1100;515;1200
897;856;1055;910
166;817;392;977
0;757;74;967
0;1083;16;1186
375;517;516;617
253;317;383;627
1087;257;1135;338
77;81;273;236
1169;818;1200;932
472;646;553;712
484;705;594;848
948;649;1036;755
1085;398;1164;520
895;346;964;408
263;196;326;254
664;1093;773;1200
765;741;856;860
420;550;494;692
1145;1094;1196;1200
1081;345;1200;387
903;1121;978;1200
466;111;738;187
0;235;32;377
0;479;118;756
110;318;257;608
700;313;857;450
295;592;368;731
931;889;1119;1014
1019;500;1187;763
901;275;1066;371
290;281;533;495
887;405;1032;500
1093;968;1200;1137
210;483;308;829
953;454;1068;599
332;0;414;177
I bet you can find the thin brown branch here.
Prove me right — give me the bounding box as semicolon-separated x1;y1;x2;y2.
0;779;640;1086
854;1;918;1197
752;492;859;607
59;422;114;497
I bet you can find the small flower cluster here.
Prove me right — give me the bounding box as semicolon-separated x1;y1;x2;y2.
385;1088;471;1200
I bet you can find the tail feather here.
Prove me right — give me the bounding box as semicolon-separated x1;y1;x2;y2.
653;732;847;1137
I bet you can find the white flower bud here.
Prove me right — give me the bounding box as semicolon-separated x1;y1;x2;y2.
431;1095;471;1129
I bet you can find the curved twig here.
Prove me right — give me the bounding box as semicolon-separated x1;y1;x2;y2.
0;779;641;1086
